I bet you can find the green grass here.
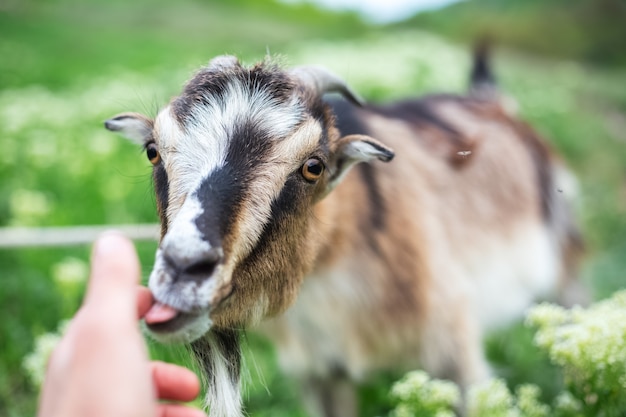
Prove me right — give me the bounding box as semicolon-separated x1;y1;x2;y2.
394;0;626;67
1;1;625;416
0;0;367;90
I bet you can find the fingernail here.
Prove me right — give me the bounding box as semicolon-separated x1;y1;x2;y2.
94;231;127;257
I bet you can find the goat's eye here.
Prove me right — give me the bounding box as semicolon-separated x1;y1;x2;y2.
146;143;160;165
301;158;324;182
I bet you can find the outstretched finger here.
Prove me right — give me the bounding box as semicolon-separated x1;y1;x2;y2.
85;232;140;318
157;404;207;417
151;361;201;402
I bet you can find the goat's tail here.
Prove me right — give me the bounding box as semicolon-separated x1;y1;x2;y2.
468;37;498;100
468;38;519;114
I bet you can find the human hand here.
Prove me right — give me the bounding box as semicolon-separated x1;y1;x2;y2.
37;232;206;417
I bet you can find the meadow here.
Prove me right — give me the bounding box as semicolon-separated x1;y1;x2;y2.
1;1;625;416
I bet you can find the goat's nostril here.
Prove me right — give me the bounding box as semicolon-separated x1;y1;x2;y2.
162;247;223;282
181;248;223;278
184;259;218;276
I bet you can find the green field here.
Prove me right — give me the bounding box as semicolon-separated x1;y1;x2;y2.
2;1;626;416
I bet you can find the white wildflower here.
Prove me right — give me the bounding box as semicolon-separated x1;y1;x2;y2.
393;404;415;417
390;370;460;417
391;370;430;402
515;384;549;417
22;321;70;387
467;378;519;417
51;257;89;286
8;189;52;226
553;391;582;414
525;303;568;328
527;290;626;411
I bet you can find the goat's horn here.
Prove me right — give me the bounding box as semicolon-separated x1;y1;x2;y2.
290;65;365;107
208;55;240;70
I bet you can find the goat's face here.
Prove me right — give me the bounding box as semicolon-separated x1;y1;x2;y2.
105;56;393;343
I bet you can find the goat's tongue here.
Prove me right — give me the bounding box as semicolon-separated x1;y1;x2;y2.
144;302;179;324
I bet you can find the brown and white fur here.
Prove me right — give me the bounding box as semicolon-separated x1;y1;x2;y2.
105;52;583;417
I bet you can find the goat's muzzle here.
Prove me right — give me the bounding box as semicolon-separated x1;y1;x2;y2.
143;238;227;343
162;246;224;284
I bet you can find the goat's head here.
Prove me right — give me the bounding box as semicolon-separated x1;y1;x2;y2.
105;56;394;343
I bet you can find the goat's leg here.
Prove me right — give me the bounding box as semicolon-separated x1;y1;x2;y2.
299;375;357;417
420;302;491;388
453;315;491;389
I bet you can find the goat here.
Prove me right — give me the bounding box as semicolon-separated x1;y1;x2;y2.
105;51;583;417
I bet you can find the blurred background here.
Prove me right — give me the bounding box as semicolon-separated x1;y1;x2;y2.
1;0;625;416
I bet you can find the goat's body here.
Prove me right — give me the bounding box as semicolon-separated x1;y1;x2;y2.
259;95;579;414
106;55;583;417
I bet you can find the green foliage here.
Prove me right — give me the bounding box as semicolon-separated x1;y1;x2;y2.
395;0;626;67
0;0;367;90
22;321;69;388
392;292;626;417
527;292;626;415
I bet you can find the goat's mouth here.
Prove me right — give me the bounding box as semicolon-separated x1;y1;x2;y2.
144;257;233;342
145;302;189;331
143;301;212;343
146;311;200;333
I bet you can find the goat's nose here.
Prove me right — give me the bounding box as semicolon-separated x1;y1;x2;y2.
164;247;223;282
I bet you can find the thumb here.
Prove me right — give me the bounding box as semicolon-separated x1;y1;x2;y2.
84;232;141;318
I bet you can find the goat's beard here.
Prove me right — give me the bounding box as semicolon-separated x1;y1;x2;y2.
191;328;244;417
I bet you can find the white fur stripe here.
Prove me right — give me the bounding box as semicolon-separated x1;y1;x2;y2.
205;334;243;417
155;80;304;224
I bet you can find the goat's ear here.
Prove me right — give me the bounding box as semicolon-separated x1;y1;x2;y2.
327;134;394;191
104;112;153;144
